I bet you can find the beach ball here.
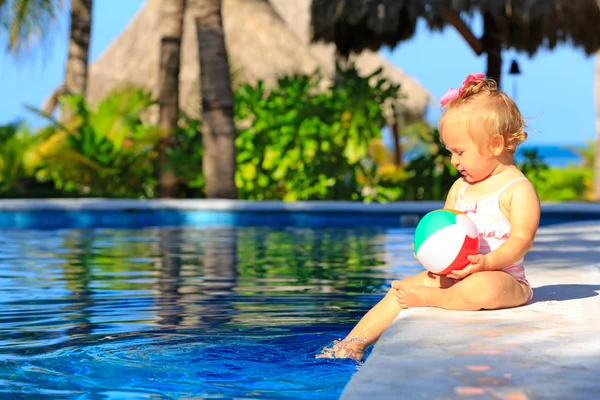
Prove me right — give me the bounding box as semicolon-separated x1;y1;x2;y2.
413;209;479;275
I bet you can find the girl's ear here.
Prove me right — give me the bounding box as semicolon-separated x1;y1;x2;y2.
490;134;505;156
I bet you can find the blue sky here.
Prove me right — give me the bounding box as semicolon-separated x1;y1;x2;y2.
0;1;595;146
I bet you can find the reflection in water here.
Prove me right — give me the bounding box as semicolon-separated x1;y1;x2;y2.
154;227;239;329
156;228;184;328
197;227;238;328
0;226;416;398
62;232;96;338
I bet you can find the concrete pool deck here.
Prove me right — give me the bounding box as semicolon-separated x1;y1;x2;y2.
342;221;600;400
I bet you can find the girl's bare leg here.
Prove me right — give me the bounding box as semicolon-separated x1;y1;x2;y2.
317;271;455;360
396;271;530;311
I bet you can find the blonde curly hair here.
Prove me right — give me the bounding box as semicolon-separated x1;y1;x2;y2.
439;76;527;153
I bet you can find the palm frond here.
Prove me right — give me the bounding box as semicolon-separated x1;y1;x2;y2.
0;0;65;55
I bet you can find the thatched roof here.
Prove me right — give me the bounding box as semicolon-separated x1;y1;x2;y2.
84;0;431;121
270;0;431;120
87;0;322;119
311;0;600;57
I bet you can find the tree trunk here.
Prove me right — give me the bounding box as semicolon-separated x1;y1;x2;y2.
199;227;238;326
156;229;184;327
482;12;503;88
63;0;92;117
194;0;237;199
595;51;600;201
440;9;483;56
391;119;402;166
65;0;92;95
157;0;186;198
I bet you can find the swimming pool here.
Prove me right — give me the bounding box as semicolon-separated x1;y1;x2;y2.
2;200;600;398
0;223;420;398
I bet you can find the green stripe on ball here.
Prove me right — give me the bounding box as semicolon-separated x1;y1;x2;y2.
414;209;461;253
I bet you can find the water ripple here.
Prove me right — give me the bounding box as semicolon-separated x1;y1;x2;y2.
0;226;415;398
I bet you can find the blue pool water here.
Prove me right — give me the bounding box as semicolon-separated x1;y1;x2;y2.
0;225;419;398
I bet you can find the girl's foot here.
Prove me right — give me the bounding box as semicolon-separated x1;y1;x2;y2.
315;338;366;360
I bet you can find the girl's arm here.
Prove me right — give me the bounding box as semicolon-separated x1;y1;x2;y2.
485;180;540;271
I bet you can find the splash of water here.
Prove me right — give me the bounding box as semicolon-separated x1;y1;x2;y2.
316;336;368;359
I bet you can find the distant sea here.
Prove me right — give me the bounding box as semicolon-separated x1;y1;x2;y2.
515;145;584;168
402;144;584;168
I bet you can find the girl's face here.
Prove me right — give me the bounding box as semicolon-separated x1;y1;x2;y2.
440;122;500;183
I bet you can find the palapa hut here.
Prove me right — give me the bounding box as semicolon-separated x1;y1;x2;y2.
270;0;433;165
310;0;600;86
269;0;431;122
86;0;320;119
311;0;600;198
84;0;431;125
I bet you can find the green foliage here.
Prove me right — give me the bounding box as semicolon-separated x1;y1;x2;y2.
568;140;595;168
30;88;159;197
517;148;549;189
234;64;401;201
531;167;592;201
402;123;458;200
0;65;593;203
516;148;593;201
168;114;205;198
518;148;548;174
0;122;48;193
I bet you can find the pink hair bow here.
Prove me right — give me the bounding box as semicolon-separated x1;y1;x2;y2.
440;73;485;107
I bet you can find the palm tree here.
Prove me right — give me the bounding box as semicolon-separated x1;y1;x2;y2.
157;0;186;198
54;0;93;118
0;0;94;115
64;0;92;96
0;0;65;54
190;0;236;199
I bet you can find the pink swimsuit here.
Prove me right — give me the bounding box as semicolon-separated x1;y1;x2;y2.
455;177;534;303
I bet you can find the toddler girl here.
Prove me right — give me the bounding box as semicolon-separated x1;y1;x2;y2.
318;73;540;361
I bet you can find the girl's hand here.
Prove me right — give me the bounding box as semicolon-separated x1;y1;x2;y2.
446;254;490;280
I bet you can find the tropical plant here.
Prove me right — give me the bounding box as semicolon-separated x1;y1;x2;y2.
168;114;205;198
0;123;50;194
234;64;402;201
30;88;159;197
518;148;548;183
360;139;409;203
401;123;458;200
533;167;593;201
570;140;596;168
